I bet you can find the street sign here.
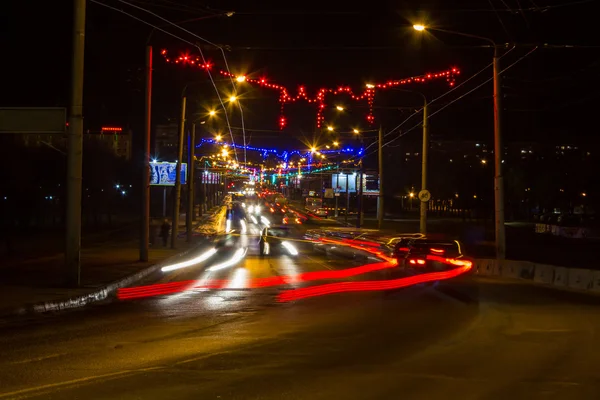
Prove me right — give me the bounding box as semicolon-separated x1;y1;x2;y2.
0;107;66;133
418;189;431;202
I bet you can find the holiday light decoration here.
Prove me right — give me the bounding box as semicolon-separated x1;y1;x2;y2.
160;50;459;129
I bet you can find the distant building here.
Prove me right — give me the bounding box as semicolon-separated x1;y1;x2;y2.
90;127;132;160
154;123;179;161
20;126;132;160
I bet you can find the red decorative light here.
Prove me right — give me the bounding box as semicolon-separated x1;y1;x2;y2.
160;50;459;130
101;127;122;132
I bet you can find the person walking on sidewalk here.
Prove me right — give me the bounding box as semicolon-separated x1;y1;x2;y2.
160;219;171;247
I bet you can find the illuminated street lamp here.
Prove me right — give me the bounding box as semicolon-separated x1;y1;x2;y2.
236;75;246;82
215;134;222;142
333;141;339;147
481;159;487;165
353;129;360;134
208;110;216;116
327;126;334;132
414;23;506;260
229;95;237;102
336;106;344;111
310;147;317;153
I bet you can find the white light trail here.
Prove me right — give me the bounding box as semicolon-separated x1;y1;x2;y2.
281;241;299;256
207;247;247;272
240;219;247;234
161;248;217;272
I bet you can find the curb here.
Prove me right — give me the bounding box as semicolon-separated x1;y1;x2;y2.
0;205;227;320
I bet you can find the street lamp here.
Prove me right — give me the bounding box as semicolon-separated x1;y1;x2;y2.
208;110;216;116
336;106;344;111
327;126;334;132
353;129;360;134
236;75;246;82
414;24;506;260
215;134;222;142
333;141;339;147
229;95;237;102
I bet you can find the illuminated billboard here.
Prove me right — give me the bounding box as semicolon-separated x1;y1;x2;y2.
331;173;379;195
150;162;187;186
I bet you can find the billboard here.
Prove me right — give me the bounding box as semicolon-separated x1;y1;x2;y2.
331;173;358;193
150;162;187;186
331;173;379;195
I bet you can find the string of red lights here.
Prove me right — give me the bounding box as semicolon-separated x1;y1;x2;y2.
160;49;460;129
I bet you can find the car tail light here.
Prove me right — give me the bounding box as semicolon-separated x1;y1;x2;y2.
409;259;426;266
283;218;288;224
295;218;302;224
270;207;275;213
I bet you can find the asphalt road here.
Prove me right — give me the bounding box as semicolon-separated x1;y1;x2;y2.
1;215;600;399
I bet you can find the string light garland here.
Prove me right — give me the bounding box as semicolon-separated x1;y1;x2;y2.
161;50;459;129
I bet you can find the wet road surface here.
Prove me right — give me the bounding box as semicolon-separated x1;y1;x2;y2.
1;217;600;399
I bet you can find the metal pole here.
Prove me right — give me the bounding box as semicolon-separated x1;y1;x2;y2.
171;96;186;248
140;45;152;262
186;123;195;242
344;173;349;223
377;125;384;229
66;0;86;287
493;49;506;259
419;100;428;234
334;169;339;217
162;187;166;217
356;166;363;228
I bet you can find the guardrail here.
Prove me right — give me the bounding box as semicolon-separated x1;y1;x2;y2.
475;258;600;294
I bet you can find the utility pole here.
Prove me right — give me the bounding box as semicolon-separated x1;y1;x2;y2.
186;122;196;242
356;164;363;228
66;0;86;287
493;48;506;259
377;125;384;229
171;96;186;248
420;100;429;234
140;45;152;262
344;173;349;224
334;167;339;217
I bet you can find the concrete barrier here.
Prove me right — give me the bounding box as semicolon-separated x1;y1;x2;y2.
476;259;498;276
552;266;568;287
590;271;600;293
567;268;593;291
533;264;554;284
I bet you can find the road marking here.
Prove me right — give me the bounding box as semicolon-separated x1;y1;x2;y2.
0;367;162;399
10;353;68;365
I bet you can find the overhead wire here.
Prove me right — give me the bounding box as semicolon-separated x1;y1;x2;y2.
90;0;240;163
117;0;249;166
361;46;516;155
358;46;538;159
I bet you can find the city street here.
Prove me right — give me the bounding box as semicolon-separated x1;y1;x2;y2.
1;215;600;399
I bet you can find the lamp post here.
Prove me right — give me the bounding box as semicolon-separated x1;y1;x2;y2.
413;24;506;259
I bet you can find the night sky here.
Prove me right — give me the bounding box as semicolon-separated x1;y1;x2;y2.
3;0;599;153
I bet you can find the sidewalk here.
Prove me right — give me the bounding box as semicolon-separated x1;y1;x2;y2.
0;207;224;318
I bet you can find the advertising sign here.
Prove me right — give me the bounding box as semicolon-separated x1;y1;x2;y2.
331;173;379;195
150;162;187;186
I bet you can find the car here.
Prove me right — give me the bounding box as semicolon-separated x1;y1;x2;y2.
314;208;328;217
282;213;305;225
258;226;299;257
392;238;470;272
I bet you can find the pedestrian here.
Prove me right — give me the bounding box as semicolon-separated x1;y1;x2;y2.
160;219;171;247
